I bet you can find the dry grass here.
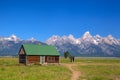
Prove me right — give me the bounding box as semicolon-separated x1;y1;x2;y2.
61;57;120;80
0;57;71;80
0;57;120;80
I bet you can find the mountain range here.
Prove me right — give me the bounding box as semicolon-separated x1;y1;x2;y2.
0;34;45;56
46;31;120;57
0;32;120;57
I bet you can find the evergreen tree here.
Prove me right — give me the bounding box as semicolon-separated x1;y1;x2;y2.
64;51;70;59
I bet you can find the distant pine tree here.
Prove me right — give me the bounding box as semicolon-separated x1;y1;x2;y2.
64;51;70;59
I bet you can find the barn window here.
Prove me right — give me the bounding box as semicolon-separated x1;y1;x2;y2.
47;56;55;62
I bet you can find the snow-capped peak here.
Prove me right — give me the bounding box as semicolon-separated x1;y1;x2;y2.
94;34;101;38
103;34;119;45
68;34;74;40
28;37;36;42
46;31;120;46
50;35;60;41
9;34;20;41
67;34;81;44
0;34;20;42
10;34;17;39
107;35;114;40
46;35;60;45
82;31;92;39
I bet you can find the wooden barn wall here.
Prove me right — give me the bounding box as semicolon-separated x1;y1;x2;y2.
27;56;40;64
19;47;26;64
55;56;59;63
19;55;26;64
45;56;59;63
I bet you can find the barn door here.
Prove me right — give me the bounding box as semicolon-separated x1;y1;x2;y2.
40;56;45;64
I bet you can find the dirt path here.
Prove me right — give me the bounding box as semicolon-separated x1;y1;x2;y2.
62;63;80;80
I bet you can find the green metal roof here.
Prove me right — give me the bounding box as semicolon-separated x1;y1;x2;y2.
22;44;60;56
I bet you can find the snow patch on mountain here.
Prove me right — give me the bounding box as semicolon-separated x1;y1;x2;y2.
46;31;120;46
27;37;37;42
103;35;119;45
0;34;20;42
82;31;92;39
46;31;120;57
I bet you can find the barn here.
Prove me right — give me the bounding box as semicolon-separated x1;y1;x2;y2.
18;44;60;65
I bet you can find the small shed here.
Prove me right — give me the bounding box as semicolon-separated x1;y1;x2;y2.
18;44;60;65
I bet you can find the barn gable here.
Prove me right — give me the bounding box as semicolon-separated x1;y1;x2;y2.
19;45;26;55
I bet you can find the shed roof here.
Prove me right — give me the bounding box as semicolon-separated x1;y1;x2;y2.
22;44;60;56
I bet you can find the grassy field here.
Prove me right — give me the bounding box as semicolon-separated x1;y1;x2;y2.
61;57;120;80
0;57;120;80
0;57;71;80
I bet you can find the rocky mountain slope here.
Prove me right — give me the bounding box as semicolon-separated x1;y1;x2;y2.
0;34;45;56
46;31;120;57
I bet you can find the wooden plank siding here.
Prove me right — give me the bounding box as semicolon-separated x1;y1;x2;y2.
45;56;59;63
26;56;59;64
55;56;59;63
19;55;59;64
26;56;40;64
19;55;26;64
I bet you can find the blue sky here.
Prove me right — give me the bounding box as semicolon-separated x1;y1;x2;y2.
0;0;120;42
